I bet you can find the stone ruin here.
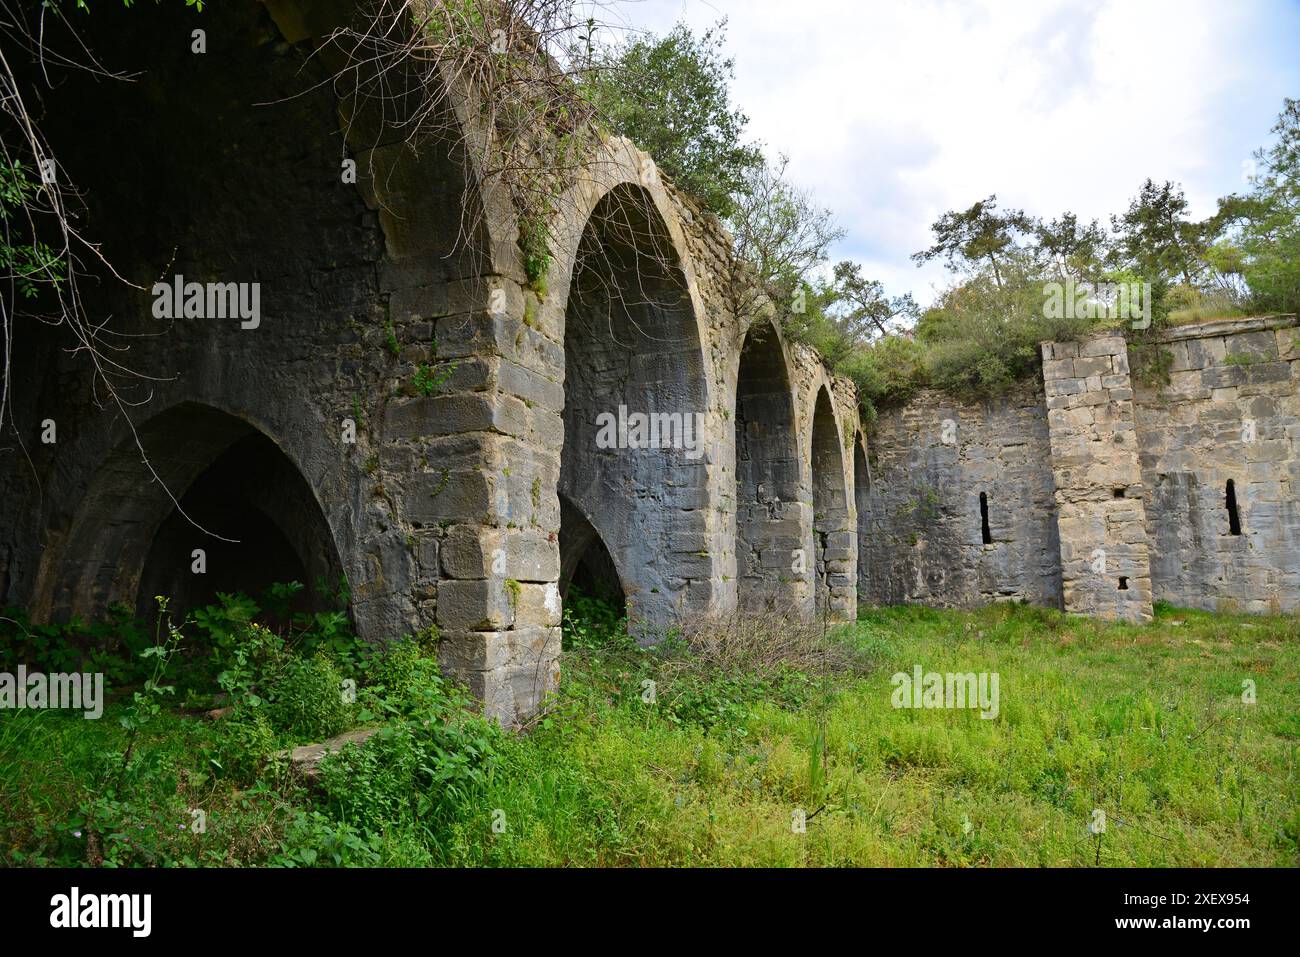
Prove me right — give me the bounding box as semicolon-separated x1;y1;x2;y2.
0;1;1295;725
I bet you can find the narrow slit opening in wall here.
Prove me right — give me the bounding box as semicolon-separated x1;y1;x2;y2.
1113;487;1126;498
979;491;992;545
1118;576;1129;591
1226;479;1242;536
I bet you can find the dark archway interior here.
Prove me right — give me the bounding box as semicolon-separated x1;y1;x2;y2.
39;403;344;628
853;437;870;607
810;389;848;617
734;327;802;612
560;184;709;629
558;494;626;616
137;432;337;623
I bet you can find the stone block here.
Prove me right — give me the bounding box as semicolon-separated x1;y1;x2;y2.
1043;358;1074;379
437;578;515;630
1073;355;1113;378
1202;365;1248;389
1078;337;1124;359
1046;377;1086;398
439;526;495;579
1185;336;1226;368
1226;330;1279;361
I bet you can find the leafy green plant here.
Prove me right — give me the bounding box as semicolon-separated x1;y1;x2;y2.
202;705;279;785
585;19;763;218
0;602;153;687
410;362;455;397
1224;351;1262;367
902;484;942;525
562;588;632;652
265;652;354;741
117;598;185;761
0;161;65;298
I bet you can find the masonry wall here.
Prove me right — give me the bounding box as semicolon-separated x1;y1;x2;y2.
0;0;565;725
858;385;1063;609
859;317;1298;623
660;187;863;624
1041;334;1154;622
0;1;869;731
1132;316;1300;614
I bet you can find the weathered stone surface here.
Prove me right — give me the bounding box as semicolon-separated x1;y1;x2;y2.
437;578;516;631
282;728;382;781
0;2;1290;743
859;385;1063;610
1042;333;1153;622
1134;317;1299;614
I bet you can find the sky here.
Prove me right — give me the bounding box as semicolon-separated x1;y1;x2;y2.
590;0;1300;305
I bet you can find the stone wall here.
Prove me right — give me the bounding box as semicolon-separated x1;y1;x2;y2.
0;0;562;725
858;385;1062;609
0;0;864;730
1041;334;1154;622
3;2;1289;735
1133;316;1300;614
861;317;1297;624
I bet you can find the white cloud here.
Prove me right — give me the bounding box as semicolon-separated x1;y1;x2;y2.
603;0;1300;304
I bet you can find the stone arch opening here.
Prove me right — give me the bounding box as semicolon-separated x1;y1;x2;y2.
810;387;849;619
559;183;710;633
853;435;871;612
558;493;626;616
40;403;343;626
734;325;801;612
6;0;496;642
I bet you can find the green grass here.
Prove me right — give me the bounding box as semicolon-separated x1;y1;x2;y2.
2;602;1296;867
450;603;1299;866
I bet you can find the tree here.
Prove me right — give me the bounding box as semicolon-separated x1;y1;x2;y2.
584;19;764;217
911;195;1036;288
823;260;918;347
1109;179;1204;286
727;154;843;327
1206;99;1300;313
1032;212;1109;282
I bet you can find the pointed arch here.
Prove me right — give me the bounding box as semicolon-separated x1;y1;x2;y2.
558;179;712;633
734;321;801;612
810;386;851;619
32;403;345;624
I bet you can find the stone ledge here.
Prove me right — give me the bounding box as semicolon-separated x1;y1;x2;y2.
1158;314;1298;343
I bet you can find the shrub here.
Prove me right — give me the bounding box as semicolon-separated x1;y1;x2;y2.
311;704;500;843
562;588;633;652
265;653;354;742
202;705;280;786
0;602;154;688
